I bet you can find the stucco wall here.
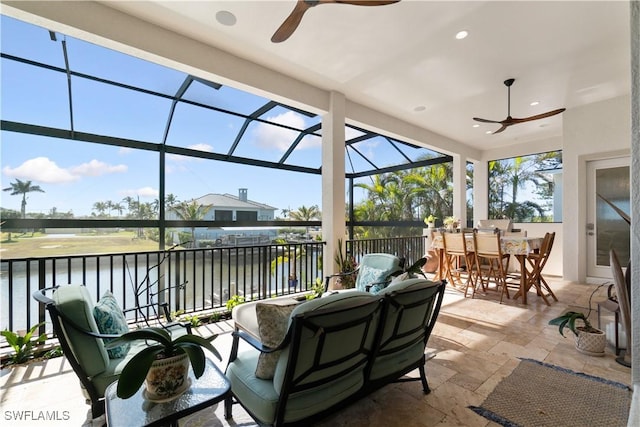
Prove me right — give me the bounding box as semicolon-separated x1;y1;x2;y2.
562;94;631;282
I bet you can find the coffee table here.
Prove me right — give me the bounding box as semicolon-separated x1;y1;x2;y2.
105;358;231;427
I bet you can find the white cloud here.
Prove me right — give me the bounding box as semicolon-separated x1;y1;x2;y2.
2;157;128;184
167;143;213;162
187;143;213;152
118;147;133;155
70;159;127;176
2;157;77;183
253;111;309;151
120;187;159;198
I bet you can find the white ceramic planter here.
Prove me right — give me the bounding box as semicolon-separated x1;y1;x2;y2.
144;352;190;401
575;327;606;356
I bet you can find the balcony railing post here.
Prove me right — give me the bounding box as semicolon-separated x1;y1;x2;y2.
37;258;46;336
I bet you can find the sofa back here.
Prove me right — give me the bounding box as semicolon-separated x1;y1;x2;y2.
368;278;446;382
272;291;383;424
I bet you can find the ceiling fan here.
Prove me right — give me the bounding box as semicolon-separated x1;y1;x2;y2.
271;0;400;43
473;78;566;134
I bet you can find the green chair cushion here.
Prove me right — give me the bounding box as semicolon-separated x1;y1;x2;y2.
53;285;109;377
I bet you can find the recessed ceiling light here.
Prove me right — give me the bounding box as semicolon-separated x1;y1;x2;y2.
472;124;480;128
455;30;468;40
216;10;237;26
530;101;540;106
485;130;493;135
413;106;426;112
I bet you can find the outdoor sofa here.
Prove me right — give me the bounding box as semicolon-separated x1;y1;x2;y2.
224;277;446;426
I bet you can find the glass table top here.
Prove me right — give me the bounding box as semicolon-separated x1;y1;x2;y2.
105;358;230;427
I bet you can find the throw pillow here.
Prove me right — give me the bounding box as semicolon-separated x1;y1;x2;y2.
93;291;130;359
357;265;390;293
255;300;298;379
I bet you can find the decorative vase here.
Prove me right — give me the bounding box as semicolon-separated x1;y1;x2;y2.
574;327;606;356
144;352;191;401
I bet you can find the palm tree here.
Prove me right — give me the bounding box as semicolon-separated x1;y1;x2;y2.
172;200;213;247
289;205;320;237
489;155;553;221
165;193;180;209
111;202;124;217
3;179;45;219
122;196;138;218
92;201;108;217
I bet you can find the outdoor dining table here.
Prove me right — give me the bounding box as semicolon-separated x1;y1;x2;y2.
431;233;545;305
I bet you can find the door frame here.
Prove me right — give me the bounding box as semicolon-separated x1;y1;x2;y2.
586;155;630;280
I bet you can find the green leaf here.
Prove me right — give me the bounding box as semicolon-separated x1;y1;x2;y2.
173;334;221;361
116;345;164;399
106;327;171;349
179;343;206;378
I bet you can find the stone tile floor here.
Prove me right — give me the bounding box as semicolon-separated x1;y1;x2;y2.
0;277;631;426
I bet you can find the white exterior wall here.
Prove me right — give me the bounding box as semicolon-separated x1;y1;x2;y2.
562;95;631;282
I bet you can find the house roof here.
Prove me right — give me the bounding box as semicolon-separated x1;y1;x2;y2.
194;193;277;211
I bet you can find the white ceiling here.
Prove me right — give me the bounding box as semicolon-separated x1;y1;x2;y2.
23;1;638;151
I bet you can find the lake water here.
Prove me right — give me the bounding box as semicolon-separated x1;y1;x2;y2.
1;250;322;332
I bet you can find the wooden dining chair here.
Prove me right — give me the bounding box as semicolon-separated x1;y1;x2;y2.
525;232;557;303
441;230;477;297
472;230;511;303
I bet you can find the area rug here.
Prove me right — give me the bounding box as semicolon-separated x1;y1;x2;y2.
469;358;631;427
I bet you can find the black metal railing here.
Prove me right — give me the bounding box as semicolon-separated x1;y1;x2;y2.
1;241;324;335
348;235;428;268
0;235;429;341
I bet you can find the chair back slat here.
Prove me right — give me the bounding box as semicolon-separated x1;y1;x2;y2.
473;232;502;257
441;231;468;255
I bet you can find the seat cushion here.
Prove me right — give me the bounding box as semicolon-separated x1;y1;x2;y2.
93;291;130;359
255;299;298;379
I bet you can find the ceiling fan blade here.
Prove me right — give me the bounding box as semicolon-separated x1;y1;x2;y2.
335;0;401;5
513;108;567;123
271;1;313;43
475;78;566;135
492;124;509;134
473;117;502;124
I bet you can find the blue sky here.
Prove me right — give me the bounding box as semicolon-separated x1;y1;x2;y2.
0;16;319;216
1;15;439;218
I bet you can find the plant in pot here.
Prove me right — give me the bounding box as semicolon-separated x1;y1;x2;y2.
424;214;438;228
333;239;357;289
106;327;222;400
443;216;459;230
548;311;606;356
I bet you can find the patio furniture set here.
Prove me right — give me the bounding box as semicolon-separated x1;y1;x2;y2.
32;251;447;426
431;226;557;306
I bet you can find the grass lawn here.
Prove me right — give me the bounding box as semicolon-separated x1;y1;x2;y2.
0;231;160;259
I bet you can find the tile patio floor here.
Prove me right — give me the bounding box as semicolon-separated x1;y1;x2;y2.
0;277;632;426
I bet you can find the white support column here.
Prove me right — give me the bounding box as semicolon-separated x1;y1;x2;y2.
452;154;467;227
628;2;640;425
473;159;489;224
322;92;346;278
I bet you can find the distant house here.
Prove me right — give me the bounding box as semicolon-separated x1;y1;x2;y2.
167;188;278;246
193;188;277;222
